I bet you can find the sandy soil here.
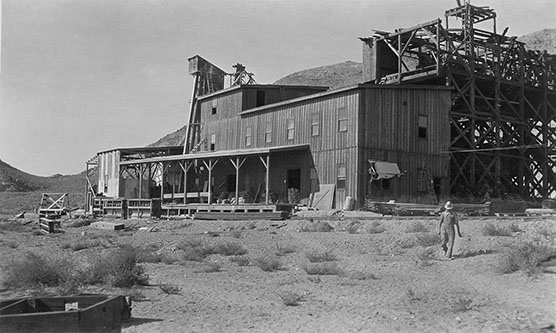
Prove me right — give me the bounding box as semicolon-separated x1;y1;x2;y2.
1;211;555;333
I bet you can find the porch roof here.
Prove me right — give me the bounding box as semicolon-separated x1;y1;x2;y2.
119;144;310;166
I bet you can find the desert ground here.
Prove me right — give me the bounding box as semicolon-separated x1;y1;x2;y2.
0;210;555;333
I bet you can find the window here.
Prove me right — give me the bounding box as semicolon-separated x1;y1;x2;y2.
211;99;217;115
265;122;272;143
210;134;216;151
287;118;295;140
311;113;320;136
337;164;346;189
418;115;428;138
256;90;266;107
338;107;347;132
245;126;252;147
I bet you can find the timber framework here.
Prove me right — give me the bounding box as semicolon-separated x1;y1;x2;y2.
361;1;556;199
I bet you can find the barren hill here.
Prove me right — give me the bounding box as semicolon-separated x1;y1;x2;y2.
273;60;363;89
519;28;556;54
0;159;84;193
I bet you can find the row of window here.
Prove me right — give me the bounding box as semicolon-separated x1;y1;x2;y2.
208;111;428;151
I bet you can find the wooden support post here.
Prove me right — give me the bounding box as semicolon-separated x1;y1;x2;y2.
203;159;219;205
259;155;270;205
138;164;143;199
229;157;247;204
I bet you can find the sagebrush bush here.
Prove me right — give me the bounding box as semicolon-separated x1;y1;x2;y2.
499;241;555;275
254;257;283;272
159;283;181;295
366;221;386;234
214;242;247;256
302;262;342;275
345;221;360;234
279;291;306;306
305;250;336;262
300;220;333;232
275;243;296;256
203;261;223;273
482;223;512;237
84;245;149;288
452;295;473;312
229;256;250;266
345;271;378;280
3;252;74;288
0;222;27;233
416;247;436;261
406;222;428;233
416;233;441;247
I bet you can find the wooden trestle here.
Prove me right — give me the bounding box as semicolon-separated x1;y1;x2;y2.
363;2;556;199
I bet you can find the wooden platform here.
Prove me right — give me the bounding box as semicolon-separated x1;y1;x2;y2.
193;211;288;221
161;203;278;217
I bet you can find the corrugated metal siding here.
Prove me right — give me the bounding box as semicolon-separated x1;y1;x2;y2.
97;150;120;197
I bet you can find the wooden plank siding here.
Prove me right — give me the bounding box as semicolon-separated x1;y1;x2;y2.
194;84;450;208
358;86;451;204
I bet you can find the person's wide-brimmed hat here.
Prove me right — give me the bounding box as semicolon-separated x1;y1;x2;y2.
444;201;453;210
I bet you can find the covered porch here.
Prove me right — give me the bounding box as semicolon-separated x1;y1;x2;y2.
118;144;311;216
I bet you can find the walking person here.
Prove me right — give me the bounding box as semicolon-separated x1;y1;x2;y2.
439;201;462;259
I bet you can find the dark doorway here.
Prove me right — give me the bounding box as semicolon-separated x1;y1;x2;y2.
256;90;266;107
287;169;301;190
226;174;236;192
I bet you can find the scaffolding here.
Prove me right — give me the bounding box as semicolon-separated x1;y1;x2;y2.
362;1;556;200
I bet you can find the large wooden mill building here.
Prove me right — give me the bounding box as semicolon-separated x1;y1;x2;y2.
85;2;554;216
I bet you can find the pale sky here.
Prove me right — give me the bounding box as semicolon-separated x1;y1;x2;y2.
1;0;554;176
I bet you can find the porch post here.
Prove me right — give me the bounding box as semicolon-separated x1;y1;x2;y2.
266;155;270;205
203;159;219;205
138;164;143;198
229;157;246;204
160;162;164;202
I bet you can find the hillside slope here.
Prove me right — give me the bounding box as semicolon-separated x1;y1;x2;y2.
519;28;556;54
0;159;84;193
273;61;363;89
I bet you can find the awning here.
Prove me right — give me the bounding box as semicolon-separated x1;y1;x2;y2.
119;144;310;166
368;160;402;180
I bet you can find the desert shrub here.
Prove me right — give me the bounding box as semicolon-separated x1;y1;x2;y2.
452;295;473;312
125;287;146;301
85;244;149;288
498;241;556;275
279;291;306;306
509;223;521;233
3;252;74;288
64;218;91;228
305;250;337;262
366;221;386;234
399;238;417;249
214;242;247;256
62;239;102;251
2;240;18;248
275;242;296;256
0;222;27;233
482;223;512;237
345;271;378;280
159;283;181;295
254;257;284;272
302;262;342;275
300;220;333;232
181;247;207;262
177;238;205;250
231;230;242;239
345;221;360;234
229;255;250;266
416;233;441;247
416;247;435;261
202;261;223;273
406;221;428;233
